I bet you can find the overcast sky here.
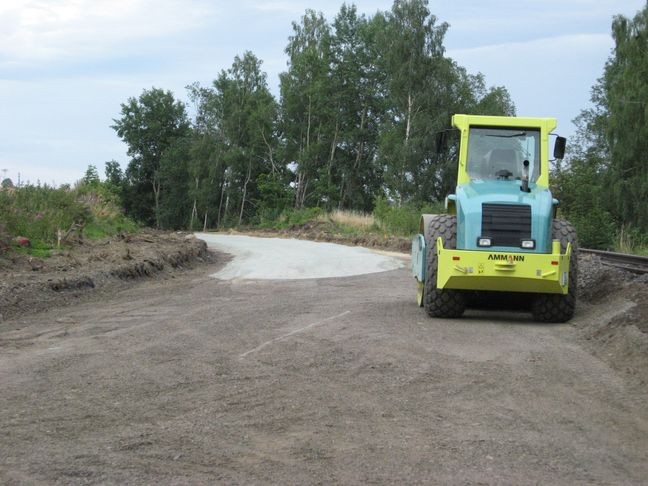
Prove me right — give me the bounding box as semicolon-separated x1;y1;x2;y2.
1;0;645;186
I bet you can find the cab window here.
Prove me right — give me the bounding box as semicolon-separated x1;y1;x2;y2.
466;127;540;182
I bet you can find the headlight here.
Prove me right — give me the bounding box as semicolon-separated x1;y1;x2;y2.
521;239;535;249
477;237;492;247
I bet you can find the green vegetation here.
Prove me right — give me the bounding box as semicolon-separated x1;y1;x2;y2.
0;185;89;247
0;183;137;256
109;0;513;233
258;202;443;240
14;240;52;258
9;0;647;255
319;210;376;233
261;208;325;230
552;4;648;251
374;197;444;236
614;227;648;256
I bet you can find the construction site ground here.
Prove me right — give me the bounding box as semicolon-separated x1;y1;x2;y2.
1;230;647;484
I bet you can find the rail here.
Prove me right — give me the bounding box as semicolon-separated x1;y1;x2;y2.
579;248;648;275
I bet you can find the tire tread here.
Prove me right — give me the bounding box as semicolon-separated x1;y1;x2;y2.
423;215;465;318
532;219;578;323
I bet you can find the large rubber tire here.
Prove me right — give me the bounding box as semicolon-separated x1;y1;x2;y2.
532;219;578;323
423;215;465;318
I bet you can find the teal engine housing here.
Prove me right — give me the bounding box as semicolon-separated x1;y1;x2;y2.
451;180;557;254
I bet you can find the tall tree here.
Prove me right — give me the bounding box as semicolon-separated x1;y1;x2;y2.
374;0;515;204
112;88;190;227
157;136;192;229
555;3;648;247
280;10;333;208
190;52;279;226
108;2;518;227
329;4;384;211
604;6;648;231
82;165;100;186
375;0;453;204
186;83;226;229
216;52;278;224
104;160;123;187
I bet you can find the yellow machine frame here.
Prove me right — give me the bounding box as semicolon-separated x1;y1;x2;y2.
436;238;571;294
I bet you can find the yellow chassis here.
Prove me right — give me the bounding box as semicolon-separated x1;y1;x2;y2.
436;239;571;294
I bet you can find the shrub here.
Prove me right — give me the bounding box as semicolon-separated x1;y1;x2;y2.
615;225;648;255
565;210;615;250
256;173;293;225
373;197;444;236
0;185;89;245
0;183;137;253
278;207;324;228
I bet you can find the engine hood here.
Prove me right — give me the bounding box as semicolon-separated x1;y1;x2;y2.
454;180;555;253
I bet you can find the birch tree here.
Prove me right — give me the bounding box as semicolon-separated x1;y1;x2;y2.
280;10;333;208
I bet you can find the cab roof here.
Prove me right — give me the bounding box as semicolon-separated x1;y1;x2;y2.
452;114;557;133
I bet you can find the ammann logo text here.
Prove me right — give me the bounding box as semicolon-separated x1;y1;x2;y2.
488;254;525;262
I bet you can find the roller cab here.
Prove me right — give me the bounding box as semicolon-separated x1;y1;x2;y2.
412;114;577;322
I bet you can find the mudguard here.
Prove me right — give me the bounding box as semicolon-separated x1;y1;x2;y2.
411;234;426;282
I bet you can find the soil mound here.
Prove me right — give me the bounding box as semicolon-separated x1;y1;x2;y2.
0;231;214;322
574;253;648;388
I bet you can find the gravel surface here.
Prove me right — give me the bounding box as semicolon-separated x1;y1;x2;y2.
196;233;405;280
1;237;647;484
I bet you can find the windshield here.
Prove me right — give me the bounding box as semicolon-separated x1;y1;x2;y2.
466;127;540;182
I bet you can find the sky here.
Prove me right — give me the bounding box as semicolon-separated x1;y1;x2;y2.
1;0;645;186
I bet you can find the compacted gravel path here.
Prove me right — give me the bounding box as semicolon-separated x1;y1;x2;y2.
1;237;647;484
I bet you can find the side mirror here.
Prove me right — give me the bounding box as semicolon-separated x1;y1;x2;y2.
436;131;447;154
553;136;566;160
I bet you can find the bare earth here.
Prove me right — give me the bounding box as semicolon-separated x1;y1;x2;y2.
1;234;647;484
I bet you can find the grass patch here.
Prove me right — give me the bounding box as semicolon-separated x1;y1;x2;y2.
373;197;445;236
313;210;380;237
614;226;648;256
84;215;139;240
0;183;138;254
259;207;325;230
14;240;52;258
254;201;445;239
0;185;89;245
317;210;376;232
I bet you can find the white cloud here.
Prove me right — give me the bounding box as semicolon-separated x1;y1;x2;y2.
246;0;388;18
437;0;645;49
249;1;307;15
448;33;611;61
448;33;614;136
0;0;218;66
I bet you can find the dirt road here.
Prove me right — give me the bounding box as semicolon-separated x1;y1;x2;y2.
1;238;647;484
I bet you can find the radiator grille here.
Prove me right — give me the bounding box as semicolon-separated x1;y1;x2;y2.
481;203;531;247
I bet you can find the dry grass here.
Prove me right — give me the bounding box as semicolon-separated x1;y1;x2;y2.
615;226;648;256
317;209;377;231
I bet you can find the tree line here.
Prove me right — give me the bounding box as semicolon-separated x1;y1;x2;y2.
554;3;648;249
108;0;514;230
106;0;647;251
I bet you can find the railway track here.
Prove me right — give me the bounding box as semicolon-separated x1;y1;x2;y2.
580;248;648;274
